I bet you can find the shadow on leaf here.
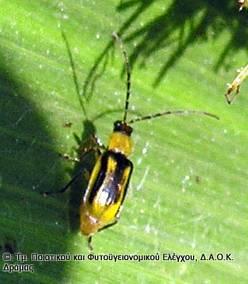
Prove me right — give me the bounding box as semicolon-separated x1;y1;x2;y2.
84;0;248;95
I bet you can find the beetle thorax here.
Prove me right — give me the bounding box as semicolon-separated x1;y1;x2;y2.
108;132;133;156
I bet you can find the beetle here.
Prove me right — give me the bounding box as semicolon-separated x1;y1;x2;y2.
44;32;219;250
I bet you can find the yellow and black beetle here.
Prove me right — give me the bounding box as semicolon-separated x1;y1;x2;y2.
44;32;219;250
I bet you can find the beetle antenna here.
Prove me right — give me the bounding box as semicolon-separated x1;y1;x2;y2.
112;32;131;123
61;30;88;118
128;110;219;124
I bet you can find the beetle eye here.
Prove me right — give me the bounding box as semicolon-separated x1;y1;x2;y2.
113;120;122;131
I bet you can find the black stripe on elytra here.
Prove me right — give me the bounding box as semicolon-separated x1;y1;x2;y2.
119;158;133;206
88;151;133;205
111;152;133;204
104;151;133;205
88;152;108;204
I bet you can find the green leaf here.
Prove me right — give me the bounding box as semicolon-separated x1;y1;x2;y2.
0;0;247;283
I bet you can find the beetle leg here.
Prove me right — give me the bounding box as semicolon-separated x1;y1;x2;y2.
78;135;105;158
87;236;93;251
42;148;98;196
91;134;106;151
59;153;80;163
42;171;82;197
86;221;118;251
98;220;118;232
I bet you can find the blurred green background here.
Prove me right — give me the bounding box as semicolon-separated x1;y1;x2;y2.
0;0;247;283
